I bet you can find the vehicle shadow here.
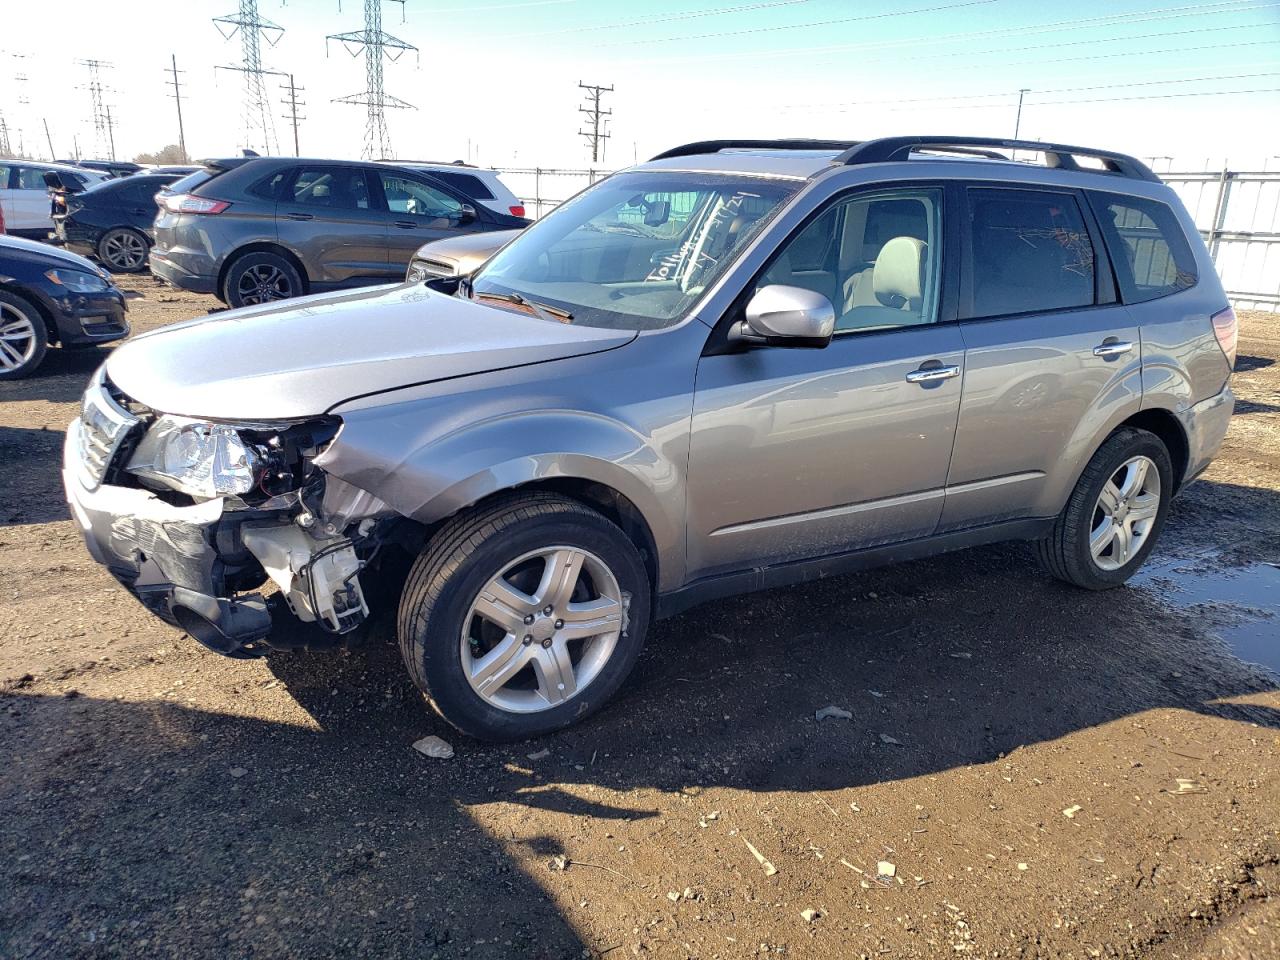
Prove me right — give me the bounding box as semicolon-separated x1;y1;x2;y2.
0;345;108;404
3;479;1278;956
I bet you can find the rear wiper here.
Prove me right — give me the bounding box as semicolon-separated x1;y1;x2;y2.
474;290;573;323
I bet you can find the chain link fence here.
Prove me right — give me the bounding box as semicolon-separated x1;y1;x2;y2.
490;167;614;219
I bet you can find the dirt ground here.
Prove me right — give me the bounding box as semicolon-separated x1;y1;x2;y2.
1;275;1278;960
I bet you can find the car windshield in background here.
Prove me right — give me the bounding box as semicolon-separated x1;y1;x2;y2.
470;172;799;330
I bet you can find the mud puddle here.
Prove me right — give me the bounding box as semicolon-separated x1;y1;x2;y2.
1134;554;1280;674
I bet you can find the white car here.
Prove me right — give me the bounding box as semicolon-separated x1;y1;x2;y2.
0;161;110;239
383;161;526;219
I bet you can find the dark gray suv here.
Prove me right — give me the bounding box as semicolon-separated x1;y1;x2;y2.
149;157;528;307
65;136;1236;741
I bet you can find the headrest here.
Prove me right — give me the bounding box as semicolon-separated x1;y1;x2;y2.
873;236;927;309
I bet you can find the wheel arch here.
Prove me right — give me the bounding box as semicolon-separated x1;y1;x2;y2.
0;282;58;345
216;242;311;298
1115;407;1190;492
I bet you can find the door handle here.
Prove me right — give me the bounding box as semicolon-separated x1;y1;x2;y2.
905;364;961;384
393;220;417;229
1092;340;1134;359
285;212;314;221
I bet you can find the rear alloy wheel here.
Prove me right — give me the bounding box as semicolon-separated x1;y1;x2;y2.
0;290;49;380
1036;427;1173;589
97;227;149;273
398;493;651;741
223;252;303;307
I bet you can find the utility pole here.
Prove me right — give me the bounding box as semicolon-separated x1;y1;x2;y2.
280;73;305;157
214;0;285;155
105;105;117;161
78;59;114;159
43;119;55;159
167;54;188;162
578;82;613;164
327;0;419;160
1013;87;1030;140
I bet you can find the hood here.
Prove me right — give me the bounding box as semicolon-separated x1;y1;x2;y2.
0;235;105;275
105;283;637;420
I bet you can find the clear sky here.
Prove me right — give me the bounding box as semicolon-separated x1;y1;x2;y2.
2;0;1278;171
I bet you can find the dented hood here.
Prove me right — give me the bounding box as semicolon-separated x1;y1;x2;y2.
106;284;636;419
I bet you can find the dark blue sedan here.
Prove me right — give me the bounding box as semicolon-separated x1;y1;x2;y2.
0;235;128;379
55;173;181;273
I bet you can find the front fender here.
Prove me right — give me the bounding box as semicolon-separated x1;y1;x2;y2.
317;408;688;591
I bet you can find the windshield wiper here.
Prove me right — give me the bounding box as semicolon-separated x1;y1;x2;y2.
474;290;574;323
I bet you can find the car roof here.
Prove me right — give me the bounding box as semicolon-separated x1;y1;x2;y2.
636;136;1162;188
4;159;105;176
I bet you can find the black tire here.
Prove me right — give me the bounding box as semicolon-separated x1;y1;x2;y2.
397;493;652;741
221;251;304;307
0;290;50;381
1036;427;1173;590
96;227;149;273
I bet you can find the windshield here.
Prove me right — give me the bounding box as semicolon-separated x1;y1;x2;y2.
470;171;799;330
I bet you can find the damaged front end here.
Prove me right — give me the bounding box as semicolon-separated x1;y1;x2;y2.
62;367;398;658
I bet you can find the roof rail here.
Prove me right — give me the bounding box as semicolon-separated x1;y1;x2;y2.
651;139;862;161
834;136;1160;182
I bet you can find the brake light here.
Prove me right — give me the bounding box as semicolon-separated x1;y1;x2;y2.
162;194;230;215
1211;305;1237;369
509;204;525;217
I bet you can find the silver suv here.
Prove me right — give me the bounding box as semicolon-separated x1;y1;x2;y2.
63;137;1236;741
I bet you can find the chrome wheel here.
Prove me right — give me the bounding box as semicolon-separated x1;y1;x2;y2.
0;301;39;372
1090;455;1161;571
461;546;624;714
100;229;147;271
236;264;293;304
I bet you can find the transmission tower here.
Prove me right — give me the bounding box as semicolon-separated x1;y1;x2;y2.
578;82;613;164
0;115;11;158
77;59;114;159
214;0;285;155
327;0;419;160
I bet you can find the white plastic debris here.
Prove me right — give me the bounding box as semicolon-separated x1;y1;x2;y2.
815;705;853;721
412;735;454;759
527;747;551;760
743;838;778;877
1062;805;1082;819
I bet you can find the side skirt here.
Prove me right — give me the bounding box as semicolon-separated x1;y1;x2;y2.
655;517;1055;619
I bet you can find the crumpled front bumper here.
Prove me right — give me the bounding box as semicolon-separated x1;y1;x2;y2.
62;418;273;656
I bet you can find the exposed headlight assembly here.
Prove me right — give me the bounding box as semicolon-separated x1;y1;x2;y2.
126;416;262;499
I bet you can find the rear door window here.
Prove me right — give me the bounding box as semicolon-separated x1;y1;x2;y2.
1087;192;1197;302
378;173;464;218
16;167;50;190
964;188;1096;319
288;166;372;210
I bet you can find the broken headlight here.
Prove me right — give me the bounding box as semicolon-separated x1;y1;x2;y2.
126;416;262;499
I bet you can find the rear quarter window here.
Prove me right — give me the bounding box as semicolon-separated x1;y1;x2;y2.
1088;191;1197;303
430;171;495;200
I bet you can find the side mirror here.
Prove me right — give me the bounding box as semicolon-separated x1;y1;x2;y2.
457;203;477;223
737;284;835;348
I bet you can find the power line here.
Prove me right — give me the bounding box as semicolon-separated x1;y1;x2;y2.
787;70;1280;111
578;82;613;164
620;0;1278;61
609;0;997;47
504;0;816;39
328;0;420;160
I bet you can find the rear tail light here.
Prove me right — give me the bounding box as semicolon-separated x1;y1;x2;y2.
509;204;525;217
1211;305;1237;369
161;194;230;215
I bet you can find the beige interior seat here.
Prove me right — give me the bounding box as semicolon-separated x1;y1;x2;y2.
838;236;930;331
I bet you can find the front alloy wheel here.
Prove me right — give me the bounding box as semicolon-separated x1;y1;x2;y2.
0;291;49;380
398;493;651;741
462;546;624;713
